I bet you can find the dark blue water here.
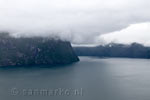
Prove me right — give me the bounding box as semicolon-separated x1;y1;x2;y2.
0;57;150;100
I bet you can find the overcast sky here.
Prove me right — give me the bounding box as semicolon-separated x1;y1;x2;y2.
0;0;150;45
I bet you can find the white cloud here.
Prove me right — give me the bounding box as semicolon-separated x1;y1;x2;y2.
0;0;150;44
98;23;150;46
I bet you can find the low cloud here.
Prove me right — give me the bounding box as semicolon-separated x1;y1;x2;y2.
0;0;150;44
98;23;150;46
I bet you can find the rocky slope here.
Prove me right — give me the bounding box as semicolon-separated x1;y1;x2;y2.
0;33;79;66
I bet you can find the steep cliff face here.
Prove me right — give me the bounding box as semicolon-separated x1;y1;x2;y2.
0;34;79;66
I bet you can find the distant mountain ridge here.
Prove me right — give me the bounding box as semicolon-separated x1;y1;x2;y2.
0;33;79;67
74;43;150;59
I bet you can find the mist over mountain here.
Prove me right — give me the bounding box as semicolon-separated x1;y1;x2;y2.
0;0;150;65
74;43;150;59
0;0;150;45
0;33;79;67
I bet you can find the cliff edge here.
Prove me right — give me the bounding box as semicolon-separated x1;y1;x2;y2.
0;33;79;66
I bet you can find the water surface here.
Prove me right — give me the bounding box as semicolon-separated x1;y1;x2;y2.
0;57;150;100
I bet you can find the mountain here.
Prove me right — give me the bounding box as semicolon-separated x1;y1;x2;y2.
74;43;150;59
0;33;79;67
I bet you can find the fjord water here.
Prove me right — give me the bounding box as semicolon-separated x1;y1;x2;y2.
0;57;150;100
